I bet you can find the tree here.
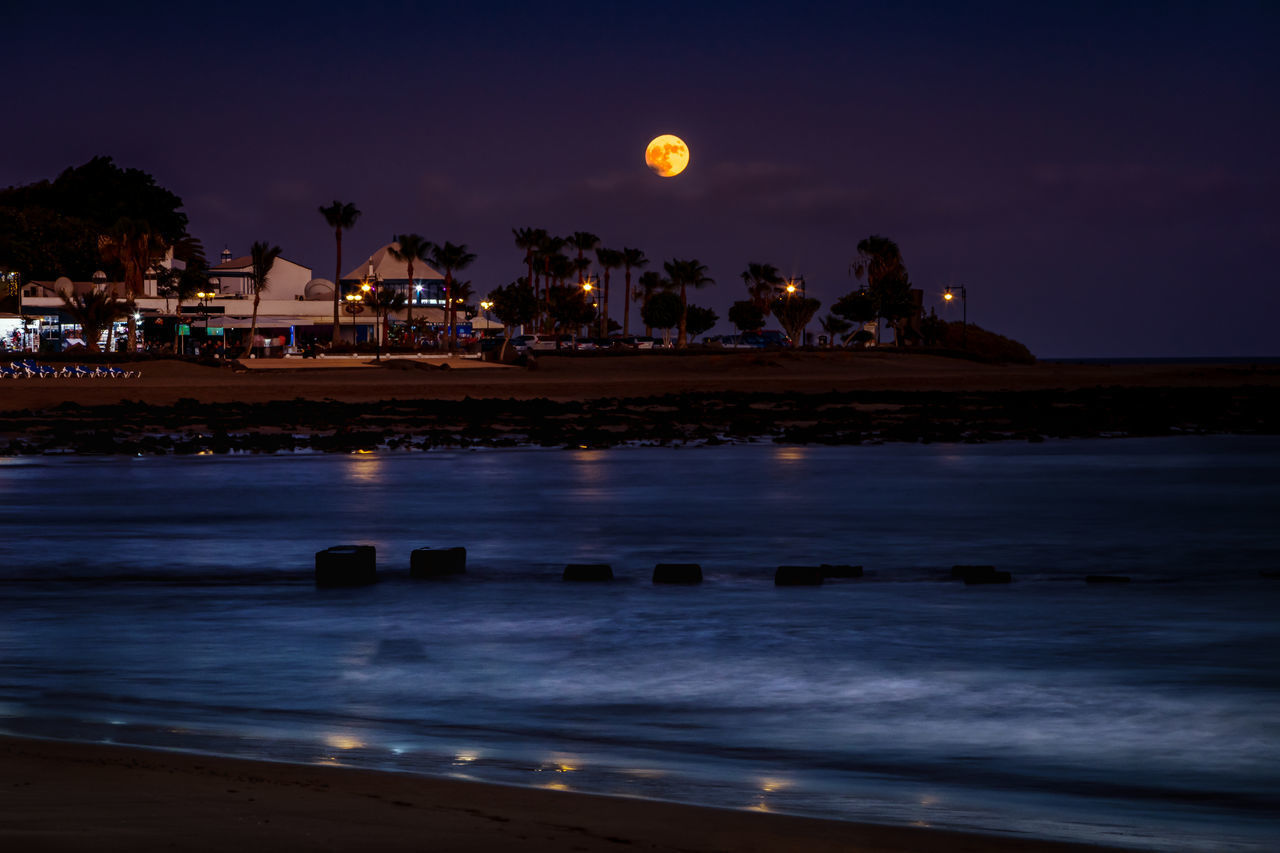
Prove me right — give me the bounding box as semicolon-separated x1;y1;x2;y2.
728;300;765;334
243;241;282;358
487;280;537;359
98;217;165;352
387;233;430;347
368;286;407;361
319;201;361;345
741;262;784;316
819;313;853;347
634;269;669;336
848;235;908;346
0;157;189;283
152;260;209;351
452;279;476;322
534;234;566;332
620;247;647;336
425;241;477;351
594;247;624;338
59;289;128;353
772;294;822;347
685;304;718;341
545;283;596;337
641;291;683;346
512;227;546;318
663;258;714;348
566;231;600;278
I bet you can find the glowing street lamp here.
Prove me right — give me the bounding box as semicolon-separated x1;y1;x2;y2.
344;291;364;344
943;285;967;349
195;290;217;356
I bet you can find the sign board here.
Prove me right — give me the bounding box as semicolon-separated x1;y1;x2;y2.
178;324;190;335
205;326;224;336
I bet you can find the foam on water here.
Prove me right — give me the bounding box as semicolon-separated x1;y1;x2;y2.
1;437;1278;850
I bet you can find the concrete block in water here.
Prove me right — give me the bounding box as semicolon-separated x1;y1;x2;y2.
410;547;467;578
775;565;824;586
315;545;377;587
951;564;1012;585
951;564;996;581
564;563;613;581
951;564;1013;584
653;563;703;584
820;564;863;579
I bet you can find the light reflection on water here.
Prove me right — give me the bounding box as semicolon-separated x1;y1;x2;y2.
0;438;1278;851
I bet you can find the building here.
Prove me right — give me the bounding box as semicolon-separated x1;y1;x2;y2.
342;242;446;308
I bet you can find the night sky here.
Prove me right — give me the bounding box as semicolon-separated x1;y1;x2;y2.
6;1;1278;357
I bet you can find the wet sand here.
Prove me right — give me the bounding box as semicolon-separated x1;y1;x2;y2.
0;735;1132;852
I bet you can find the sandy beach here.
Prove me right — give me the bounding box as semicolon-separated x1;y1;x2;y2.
2;351;1277;454
3;351;1278;411
0;735;1132;852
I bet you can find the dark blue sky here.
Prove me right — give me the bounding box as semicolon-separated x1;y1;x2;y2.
7;1;1278;356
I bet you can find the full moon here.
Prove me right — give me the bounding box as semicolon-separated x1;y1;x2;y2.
645;134;690;177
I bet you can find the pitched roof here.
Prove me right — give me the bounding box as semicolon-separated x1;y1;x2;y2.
343;243;444;282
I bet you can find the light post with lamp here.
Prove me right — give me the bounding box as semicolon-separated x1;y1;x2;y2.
783;275;808;346
943;285;967;349
344;291;364;348
195;290;217;357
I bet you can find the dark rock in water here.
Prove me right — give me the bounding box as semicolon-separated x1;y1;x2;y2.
820;563;863;579
410;546;467;578
775;565;824;586
653;563;703;584
316;545;377;587
564;563;613;581
1086;574;1132;584
1260;571;1280;579
951;564;1000;583
964;570;1012;585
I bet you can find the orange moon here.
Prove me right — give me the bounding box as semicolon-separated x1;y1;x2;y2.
645;134;690;177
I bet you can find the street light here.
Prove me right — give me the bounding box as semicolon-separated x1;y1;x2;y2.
195;290;217;357
344;291;364;346
943;285;967;349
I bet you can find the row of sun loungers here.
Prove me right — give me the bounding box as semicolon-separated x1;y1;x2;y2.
1;360;141;379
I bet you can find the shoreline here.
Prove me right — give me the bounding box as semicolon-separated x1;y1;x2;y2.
0;734;1134;852
1;353;1277;454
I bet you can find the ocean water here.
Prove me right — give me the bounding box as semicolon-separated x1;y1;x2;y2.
1;438;1277;850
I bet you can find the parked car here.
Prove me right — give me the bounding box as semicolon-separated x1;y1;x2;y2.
618;336;656;350
509;334;538;354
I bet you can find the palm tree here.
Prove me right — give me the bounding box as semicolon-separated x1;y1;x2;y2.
820;313;853;347
620;248;647;337
243;241;282;358
535;234;565;333
388;233;430;348
98;217;165;352
594;247;624;338
566;231;600;280
664;258;714;348
741;262;784;316
59;289;128;353
368;286;407;361
513;226;546;307
634;269;668;336
319;201;361;345
425;241;476;351
850;235;906;346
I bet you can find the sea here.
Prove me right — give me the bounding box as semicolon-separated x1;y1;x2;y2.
1;437;1277;851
